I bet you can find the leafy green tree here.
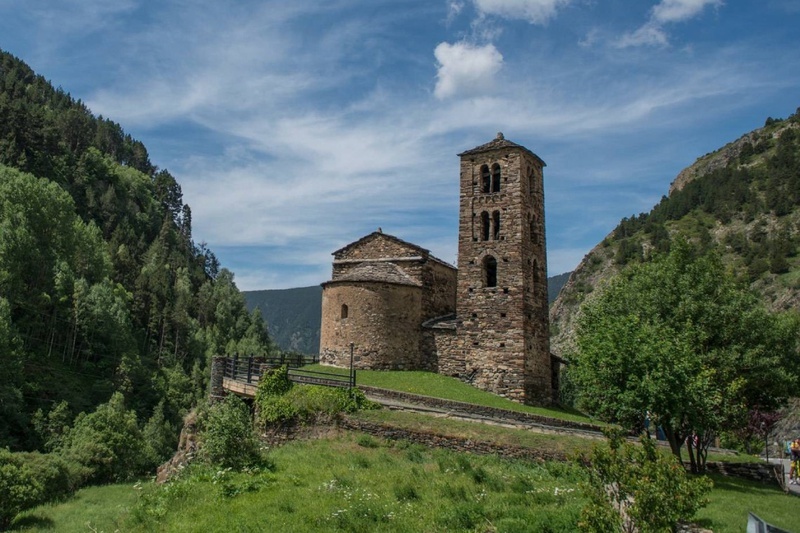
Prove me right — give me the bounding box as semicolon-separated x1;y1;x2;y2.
61;392;147;482
0;297;24;448
568;240;800;472
0;447;44;529
141;401;178;468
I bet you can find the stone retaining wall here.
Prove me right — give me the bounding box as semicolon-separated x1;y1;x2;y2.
358;385;603;433
338;417;568;463
705;461;783;487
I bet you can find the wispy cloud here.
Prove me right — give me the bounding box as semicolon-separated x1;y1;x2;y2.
3;0;797;290
472;0;572;25
617;0;723;47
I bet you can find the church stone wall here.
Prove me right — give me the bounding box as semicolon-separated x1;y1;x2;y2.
320;281;423;370
421;260;457;320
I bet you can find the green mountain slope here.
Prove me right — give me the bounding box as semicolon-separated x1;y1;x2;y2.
0;50;272;450
243;286;322;355
550;109;800;357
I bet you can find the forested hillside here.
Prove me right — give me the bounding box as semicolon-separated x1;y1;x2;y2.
243;286;322;355
0;50;274;452
551;109;800;357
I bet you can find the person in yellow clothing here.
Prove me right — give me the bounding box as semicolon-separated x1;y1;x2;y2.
790;439;800;485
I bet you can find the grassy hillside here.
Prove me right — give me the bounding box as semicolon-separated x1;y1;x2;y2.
13;431;797;532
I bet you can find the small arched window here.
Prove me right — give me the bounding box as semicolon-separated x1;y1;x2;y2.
481;211;490;241
484;255;498;288
341;304;349;319
530;214;539;244
481;165;491;193
491;163;501;193
492;211;500;240
532;259;541;286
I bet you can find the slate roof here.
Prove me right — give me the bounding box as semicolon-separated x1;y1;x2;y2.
332;231;455;270
329;261;421;287
458;132;546;167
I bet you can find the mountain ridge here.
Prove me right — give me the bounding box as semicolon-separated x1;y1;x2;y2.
550;109;800;358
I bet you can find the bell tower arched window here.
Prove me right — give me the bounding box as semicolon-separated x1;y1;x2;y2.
491;163;501;193
492;211;500;240
483;255;498;288
481;211;490;241
481;165;491;193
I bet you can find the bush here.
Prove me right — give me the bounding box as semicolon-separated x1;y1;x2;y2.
61;392;148;483
0;448;43;529
257;385;377;425
200;395;261;469
0;449;87;528
578;430;712;532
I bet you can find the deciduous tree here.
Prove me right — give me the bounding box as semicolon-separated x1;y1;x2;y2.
568;240;800;472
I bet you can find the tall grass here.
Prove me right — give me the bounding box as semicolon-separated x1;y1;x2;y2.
13;434;799;532
125;436;586;532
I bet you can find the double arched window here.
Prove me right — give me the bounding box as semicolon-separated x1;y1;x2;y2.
480;211;501;241
491;164;501;193
480;164;502;193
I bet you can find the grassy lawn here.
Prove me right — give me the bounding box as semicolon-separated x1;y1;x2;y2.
16;435;587;532
695;473;800;532
12;434;795;533
305;364;596;424
12;483;138;532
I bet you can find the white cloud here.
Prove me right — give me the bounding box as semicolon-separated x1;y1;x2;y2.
617;0;723;48
433;41;503;99
652;0;723;24
472;0;571;25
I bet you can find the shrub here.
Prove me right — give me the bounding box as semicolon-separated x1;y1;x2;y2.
0;448;89;528
0;448;43;529
201;395;261;469
578;430;712;532
61;392;148;483
256;383;377;426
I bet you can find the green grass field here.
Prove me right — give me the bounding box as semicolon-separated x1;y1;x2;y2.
12;433;798;533
306;364;595;424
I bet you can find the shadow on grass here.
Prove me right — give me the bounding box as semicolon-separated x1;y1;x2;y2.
705;472;783;495
11;515;55;531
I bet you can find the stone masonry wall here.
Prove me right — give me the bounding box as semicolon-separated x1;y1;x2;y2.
453;140;552;405
320;281;423;370
420;259;457;321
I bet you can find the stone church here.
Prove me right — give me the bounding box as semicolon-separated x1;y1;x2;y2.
319;133;555;405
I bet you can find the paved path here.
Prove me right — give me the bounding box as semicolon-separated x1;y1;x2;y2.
365;393;608;440
769;458;800;495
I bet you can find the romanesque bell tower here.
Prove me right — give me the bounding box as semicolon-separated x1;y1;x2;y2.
455;133;552;404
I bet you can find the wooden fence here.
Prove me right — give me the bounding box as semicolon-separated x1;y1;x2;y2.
220;355;355;397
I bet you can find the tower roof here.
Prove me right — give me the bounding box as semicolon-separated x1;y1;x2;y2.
458;132;546;166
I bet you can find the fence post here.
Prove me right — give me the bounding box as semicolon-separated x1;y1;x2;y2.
209;356;226;403
247;355;253;384
349;343;355;387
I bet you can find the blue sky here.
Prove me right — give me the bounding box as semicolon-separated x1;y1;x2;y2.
2;0;799;290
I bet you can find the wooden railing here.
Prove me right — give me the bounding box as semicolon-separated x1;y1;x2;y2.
220;354;355;397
